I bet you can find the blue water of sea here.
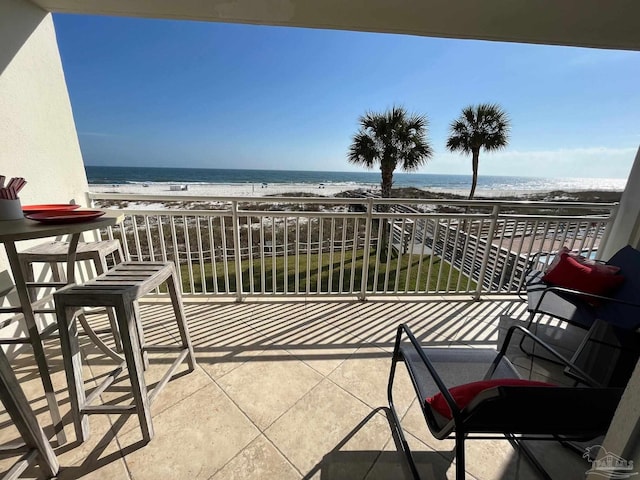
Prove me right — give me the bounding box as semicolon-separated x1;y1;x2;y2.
84;165;626;192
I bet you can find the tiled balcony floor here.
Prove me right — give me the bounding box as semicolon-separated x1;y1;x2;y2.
1;296;595;479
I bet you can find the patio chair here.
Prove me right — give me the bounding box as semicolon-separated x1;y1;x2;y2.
522;245;640;384
524;245;640;332
387;324;623;480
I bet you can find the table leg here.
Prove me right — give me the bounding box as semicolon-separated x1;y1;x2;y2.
4;241;67;446
0;349;59;477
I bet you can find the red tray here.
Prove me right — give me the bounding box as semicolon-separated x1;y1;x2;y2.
22;204;81;215
25;210;105;224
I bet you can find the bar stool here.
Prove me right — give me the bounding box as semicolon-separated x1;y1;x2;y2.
0;350;59;479
18;239;125;351
53;261;196;444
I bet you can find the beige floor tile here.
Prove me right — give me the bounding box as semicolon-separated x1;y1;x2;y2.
184;304;261;349
6;349;95;446
197;346;267;380
93;365;212;438
77;319;211;435
56;456;131;480
304;450;382;480
286;340;359;378
411;304;465;331
390;382;566;480
328;346;415;412
334;301;416;347
216;349;323;430
521;440;591;479
400;401;456;460
183;302;268;380
265;379;391;475
247;302;308;331
54;410;124;469
0;416;20;451
462;438;540;480
0;296;599;480
269;315;364;377
366;431;467;480
304;300;362;323
118;383;259;480
209;435;299;480
0;453;46;480
452;318;502;346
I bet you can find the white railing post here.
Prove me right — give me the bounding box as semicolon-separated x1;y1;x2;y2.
231;201;244;302
474;205;500;300
359;198;374;301
597;203;619;260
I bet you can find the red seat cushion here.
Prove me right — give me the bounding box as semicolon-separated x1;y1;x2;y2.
426;378;554;419
542;252;625;297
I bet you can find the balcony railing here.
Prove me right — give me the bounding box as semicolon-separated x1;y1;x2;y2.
89;193;618;300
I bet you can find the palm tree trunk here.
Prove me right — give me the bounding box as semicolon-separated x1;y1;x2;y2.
381;169;393;198
380;167;394;259
468;150;480;200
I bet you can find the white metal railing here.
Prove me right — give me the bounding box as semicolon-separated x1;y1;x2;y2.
88;193;618;299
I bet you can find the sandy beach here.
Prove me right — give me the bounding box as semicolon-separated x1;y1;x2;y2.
87;182;576;199
89;182;373;198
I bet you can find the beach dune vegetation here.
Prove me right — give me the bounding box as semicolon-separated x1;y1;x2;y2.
446;103;510;200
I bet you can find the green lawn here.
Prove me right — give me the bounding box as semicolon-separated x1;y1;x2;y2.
180;249;475;294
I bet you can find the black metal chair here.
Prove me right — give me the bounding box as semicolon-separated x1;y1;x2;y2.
524;245;640;332
387;324;623;480
522;245;640;383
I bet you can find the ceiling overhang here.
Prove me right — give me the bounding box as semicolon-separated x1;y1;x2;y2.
28;0;640;51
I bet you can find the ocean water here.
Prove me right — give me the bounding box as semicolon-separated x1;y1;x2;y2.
84;165;626;192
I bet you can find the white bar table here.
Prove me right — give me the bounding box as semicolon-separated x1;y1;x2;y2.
0;212;123;445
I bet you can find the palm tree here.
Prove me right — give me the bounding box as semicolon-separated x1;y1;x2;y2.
348;106;433;198
348;106;432;257
446;104;510;200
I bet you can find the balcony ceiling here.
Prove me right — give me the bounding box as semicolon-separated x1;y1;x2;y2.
29;0;640;51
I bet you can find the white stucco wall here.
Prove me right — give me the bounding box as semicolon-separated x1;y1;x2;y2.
0;0;88;348
0;0;89;265
0;0;88;213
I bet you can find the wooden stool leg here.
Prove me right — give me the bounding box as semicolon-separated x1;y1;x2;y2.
166;270;196;371
115;244;125;265
0;350;59;478
55;303;90;443
132;302;149;370
19;258;37;302
93;253;123;353
115;299;154;443
49;262;65;283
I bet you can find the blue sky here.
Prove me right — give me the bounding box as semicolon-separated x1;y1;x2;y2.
54;15;640;178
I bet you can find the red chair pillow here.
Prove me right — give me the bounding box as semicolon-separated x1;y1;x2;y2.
426;378;554;419
542;252;625;296
545;247;620;275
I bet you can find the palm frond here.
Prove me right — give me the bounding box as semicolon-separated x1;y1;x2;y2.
348;105;433;176
446;103;510;154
